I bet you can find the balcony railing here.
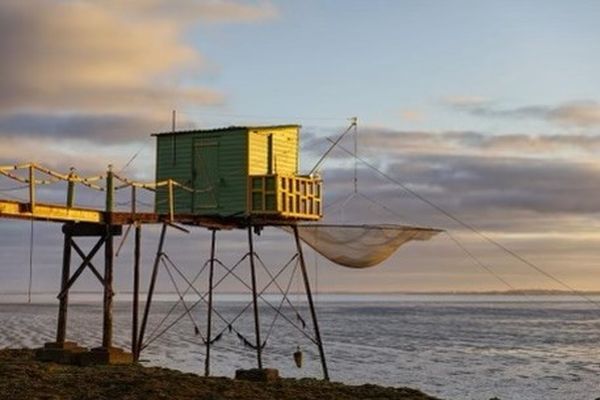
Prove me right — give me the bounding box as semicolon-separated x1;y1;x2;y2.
248;174;322;220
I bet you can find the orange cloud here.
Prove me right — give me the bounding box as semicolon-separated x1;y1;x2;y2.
0;1;276;114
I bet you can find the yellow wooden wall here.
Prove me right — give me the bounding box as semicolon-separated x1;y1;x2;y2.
248;126;298;175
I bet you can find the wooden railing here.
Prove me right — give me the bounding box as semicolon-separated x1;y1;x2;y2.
248;174;322;220
0;163;192;223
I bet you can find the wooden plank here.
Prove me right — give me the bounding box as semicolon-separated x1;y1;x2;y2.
62;222;122;237
0;200;103;223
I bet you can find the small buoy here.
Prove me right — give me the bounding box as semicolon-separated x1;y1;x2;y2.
293;346;303;368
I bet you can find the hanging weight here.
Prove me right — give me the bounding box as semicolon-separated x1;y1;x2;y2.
293;346;303;368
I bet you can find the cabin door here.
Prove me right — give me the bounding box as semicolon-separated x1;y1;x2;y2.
193;140;219;211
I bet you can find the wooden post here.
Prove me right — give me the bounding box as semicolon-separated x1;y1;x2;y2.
66;168;75;208
136;223;168;359
131;186;140;356
28;164;35;212
102;164;115;349
168;179;174;222
204;229;217;376
56;224;72;345
247;226;263;369
293;225;329;380
105;165;114;213
102;225;114;348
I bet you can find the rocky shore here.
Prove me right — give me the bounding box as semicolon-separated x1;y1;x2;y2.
0;348;441;400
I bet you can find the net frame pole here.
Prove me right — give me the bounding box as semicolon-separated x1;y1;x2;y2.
293;224;329;380
204;228;217;376
131;222;141;356
247;225;263;369
136;223;167;359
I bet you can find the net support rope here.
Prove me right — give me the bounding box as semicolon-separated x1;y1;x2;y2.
320;132;600;307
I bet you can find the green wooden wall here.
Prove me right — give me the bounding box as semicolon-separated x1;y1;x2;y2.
155;128;248;216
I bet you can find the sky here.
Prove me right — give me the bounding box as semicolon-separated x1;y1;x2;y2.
1;0;600;297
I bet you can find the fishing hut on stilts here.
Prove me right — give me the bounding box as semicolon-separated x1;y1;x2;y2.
0;121;441;379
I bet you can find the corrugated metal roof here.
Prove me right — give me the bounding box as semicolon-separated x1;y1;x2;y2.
151;124;301;137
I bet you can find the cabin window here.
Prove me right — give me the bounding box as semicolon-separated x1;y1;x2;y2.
266;194;276;210
265;176;275;191
252;192;263;211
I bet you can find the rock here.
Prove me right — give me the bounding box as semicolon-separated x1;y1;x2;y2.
235;368;280;382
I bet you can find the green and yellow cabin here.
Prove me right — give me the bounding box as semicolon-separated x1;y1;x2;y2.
153;125;322;221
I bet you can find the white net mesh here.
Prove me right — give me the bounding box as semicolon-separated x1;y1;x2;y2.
285;224;442;268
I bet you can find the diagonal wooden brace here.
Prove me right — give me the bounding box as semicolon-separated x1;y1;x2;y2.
57;235;106;299
70;240;106;286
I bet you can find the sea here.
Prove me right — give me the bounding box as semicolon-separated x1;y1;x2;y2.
1;293;599;400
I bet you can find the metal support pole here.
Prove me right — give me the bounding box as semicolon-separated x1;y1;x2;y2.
56;224;72;344
204;229;217;376
293;225;329;380
102;225;114;348
132;222;141;356
247;226;263;369
136;223;167;359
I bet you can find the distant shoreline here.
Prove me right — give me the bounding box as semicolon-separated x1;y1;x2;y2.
1;289;599;296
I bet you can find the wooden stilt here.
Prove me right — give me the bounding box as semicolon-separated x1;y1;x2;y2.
204;229;217;376
132;223;141;356
56;224;72;344
136;223;167;359
102;225;114;348
293;225;329;381
247;226;263;369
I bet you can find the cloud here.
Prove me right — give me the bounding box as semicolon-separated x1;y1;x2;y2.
351;128;600;161
0;1;228;114
399;109;424;123
305;126;600;233
441;95;490;108
112;0;279;23
0;113;168;144
0;0;276;117
547;101;600;127
445;97;600;128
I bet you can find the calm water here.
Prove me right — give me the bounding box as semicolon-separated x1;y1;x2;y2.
1;294;599;400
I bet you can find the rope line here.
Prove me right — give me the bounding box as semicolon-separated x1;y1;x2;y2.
445;231;518;292
160;257;204;340
144;253;251;348
144;258;211;342
263;261;300;344
254;253;303;316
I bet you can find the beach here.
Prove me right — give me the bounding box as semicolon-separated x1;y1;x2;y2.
1;294;599;399
0;348;439;400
